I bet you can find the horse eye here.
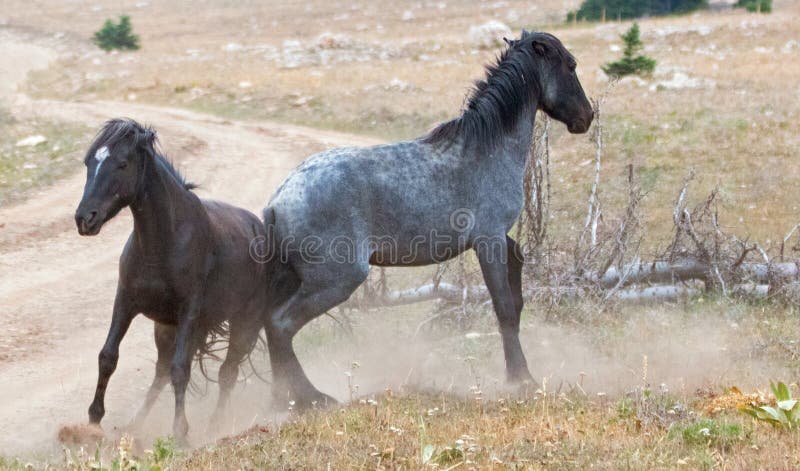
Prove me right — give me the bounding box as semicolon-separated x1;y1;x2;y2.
118;161;128;170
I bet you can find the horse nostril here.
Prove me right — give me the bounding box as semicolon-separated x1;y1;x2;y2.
86;211;98;223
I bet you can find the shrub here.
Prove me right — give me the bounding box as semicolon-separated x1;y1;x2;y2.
602;23;656;78
93;15;140;51
571;0;708;21
736;0;772;13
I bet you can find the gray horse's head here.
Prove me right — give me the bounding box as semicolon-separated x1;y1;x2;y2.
75;119;156;235
514;31;594;134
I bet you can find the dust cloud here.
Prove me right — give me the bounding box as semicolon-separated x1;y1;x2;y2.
48;300;785;456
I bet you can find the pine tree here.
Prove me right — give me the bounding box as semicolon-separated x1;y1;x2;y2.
602;23;656;78
570;0;708;21
735;0;772;13
93;16;140;52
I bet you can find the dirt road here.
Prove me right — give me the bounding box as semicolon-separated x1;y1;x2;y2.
0;38;379;456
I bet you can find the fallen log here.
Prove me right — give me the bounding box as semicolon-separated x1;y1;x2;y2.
345;282;781;309
592;260;799;289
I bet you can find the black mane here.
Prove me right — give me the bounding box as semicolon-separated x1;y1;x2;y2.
88;118;196;190
423;31;573;156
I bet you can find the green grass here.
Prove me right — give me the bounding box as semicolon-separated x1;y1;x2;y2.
669;418;745;450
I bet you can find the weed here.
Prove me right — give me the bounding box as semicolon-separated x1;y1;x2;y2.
670;418;743;449
741;381;800;429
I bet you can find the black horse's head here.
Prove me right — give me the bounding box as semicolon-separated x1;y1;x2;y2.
75;119;156;236
512;31;594;134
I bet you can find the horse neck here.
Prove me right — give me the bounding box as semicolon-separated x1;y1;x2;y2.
130;157;196;256
498;100;538;167
469;100;538;177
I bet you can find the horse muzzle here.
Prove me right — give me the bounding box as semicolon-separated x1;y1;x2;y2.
75;209;102;236
567;111;593;134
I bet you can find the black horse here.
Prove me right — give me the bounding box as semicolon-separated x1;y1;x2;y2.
260;31;593;407
75;119;268;441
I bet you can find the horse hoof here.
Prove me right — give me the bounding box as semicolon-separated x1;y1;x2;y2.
507;372;538;388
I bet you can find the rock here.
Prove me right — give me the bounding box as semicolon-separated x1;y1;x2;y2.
781;40;799;53
315;32;352;50
15;135;47;147
189;87;207;100
291;95;312;107
649;72;715;91
619;76;648;87
223;42;243;52
650;24;713;38
468;20;512;49
402;10;415;21
386;78;412;91
238;81;253;89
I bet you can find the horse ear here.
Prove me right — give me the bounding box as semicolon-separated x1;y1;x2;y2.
503;37;513;46
531;39;547;56
141;127;157;149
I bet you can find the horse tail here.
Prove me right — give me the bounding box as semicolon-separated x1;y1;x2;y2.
192;320;231;394
190;210;280;392
261;206;301;323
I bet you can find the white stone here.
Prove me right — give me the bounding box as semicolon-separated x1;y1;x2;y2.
468;20;512;49
15;135;47;147
782;40;799;53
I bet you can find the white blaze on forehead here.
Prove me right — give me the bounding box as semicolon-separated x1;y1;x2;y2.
94;146;109;177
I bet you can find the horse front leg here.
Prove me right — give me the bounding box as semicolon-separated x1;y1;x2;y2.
89;288;135;424
506;236;525;317
129;323;176;430
170;299;203;443
474;236;533;383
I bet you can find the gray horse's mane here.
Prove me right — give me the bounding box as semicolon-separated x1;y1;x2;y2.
423;31;574;156
87;118;196;190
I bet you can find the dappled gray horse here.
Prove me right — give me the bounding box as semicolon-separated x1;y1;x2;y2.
75;119;269;441
261;31;594;407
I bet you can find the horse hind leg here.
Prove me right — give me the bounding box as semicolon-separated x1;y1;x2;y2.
170;303;205;444
129;323;176;430
267;264;369;409
209;317;262;427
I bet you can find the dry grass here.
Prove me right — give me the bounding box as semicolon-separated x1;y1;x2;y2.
173;390;800;470
16;385;800;470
